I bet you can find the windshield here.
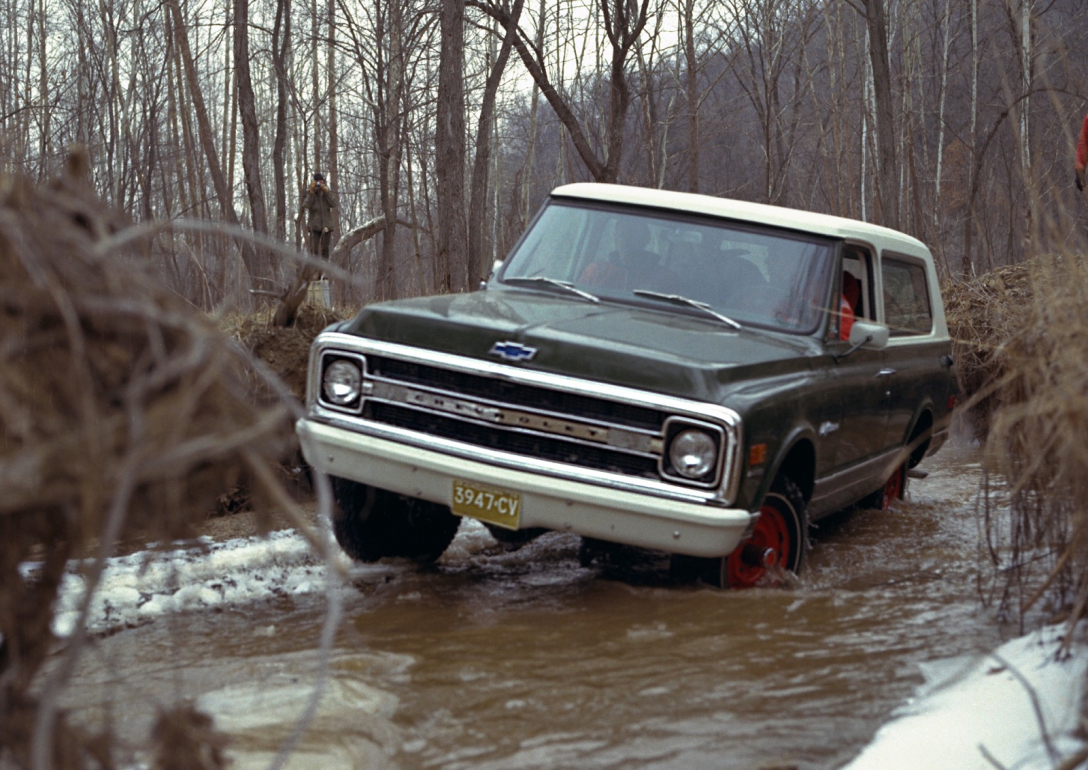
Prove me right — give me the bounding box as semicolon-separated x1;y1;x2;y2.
498;201;837;333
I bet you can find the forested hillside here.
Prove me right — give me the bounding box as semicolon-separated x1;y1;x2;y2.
2;0;1085;308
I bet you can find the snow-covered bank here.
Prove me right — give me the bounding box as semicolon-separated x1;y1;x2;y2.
844;623;1087;770
28;519;499;639
29;531;360;638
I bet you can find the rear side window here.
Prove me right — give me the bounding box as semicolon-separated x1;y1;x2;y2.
881;257;932;336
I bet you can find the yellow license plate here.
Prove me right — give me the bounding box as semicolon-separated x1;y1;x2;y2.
451;480;522;530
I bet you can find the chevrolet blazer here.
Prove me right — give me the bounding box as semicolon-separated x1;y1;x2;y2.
296;183;957;587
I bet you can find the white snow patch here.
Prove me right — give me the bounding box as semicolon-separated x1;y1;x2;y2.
438;517;495;560
197;676;396;732
844;624;1088;770
25;530;395;638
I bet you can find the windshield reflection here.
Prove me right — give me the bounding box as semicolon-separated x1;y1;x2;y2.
498;202;837;333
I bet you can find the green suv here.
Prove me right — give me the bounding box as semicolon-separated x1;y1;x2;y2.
297;184;957;587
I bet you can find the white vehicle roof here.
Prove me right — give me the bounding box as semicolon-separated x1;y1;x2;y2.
551;183;931;262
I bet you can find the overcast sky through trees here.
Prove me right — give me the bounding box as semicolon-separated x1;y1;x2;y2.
1;0;1086;309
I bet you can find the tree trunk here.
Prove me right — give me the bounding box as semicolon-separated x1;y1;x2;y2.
468;0;524;287
166;0;258;278
599;0;650;183
963;0;978;278
272;0;290;242
470;0;648;184
371;0;405;301
1016;0;1034;260
682;0;698;193
861;0;899;231
518;0;548;223
312;0;322;170
436;0;469;293
328;0;340;254
36;0;48;177
932;0;952;273
223;2;235;197
234;0;269;247
331;216;388;263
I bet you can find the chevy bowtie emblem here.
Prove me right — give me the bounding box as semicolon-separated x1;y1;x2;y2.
489;341;537;362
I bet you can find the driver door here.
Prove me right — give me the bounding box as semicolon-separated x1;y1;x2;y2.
828;248;890;473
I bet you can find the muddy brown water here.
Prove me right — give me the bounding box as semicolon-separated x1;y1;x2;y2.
58;445;1006;769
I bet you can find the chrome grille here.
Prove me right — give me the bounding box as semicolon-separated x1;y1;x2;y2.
367;355;664;432
311;335;740;496
359;358;669;481
365;401;661;479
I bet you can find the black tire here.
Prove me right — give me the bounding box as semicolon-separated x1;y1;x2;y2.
578;537;609;567
857;462;906;511
331;478;461;563
578;537;635;567
668;553;704;583
484;523;547;550
696;475;808;589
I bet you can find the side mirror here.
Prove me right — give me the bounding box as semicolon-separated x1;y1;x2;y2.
849;320;889;350
480;259;505;290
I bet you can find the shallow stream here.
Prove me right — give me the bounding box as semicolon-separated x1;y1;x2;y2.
58;445;1007;769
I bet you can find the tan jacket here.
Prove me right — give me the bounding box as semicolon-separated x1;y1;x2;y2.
302;184;339;231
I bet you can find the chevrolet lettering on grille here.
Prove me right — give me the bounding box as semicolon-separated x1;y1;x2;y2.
488;341;537;362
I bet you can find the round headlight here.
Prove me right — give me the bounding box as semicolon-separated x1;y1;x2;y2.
323;359;362;405
668;429;717;479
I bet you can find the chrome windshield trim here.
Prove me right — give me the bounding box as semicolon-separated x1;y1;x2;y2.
307;333;744;504
311;410;725;505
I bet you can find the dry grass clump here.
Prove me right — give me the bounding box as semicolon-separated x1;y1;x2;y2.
224;302;353;403
213;303;354;512
943;261;1036;437
0;160;297;765
958;252;1088;629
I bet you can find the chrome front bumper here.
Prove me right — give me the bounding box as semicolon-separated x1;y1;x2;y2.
298;418;756;558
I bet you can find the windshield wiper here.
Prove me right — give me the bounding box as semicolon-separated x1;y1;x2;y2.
632;290;742;329
504;276;600;303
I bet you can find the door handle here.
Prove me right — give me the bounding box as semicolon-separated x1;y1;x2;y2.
875;368;897;377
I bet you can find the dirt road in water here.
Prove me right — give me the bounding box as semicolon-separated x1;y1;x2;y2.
50;443;1010;769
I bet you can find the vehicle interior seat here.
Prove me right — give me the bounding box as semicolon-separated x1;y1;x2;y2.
721;256;769;309
579;260;629;289
840;271;860;340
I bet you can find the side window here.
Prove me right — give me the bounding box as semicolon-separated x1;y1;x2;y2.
835;247;874;341
881;257;932;335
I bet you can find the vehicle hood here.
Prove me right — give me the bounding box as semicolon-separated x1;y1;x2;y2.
343;289;822;401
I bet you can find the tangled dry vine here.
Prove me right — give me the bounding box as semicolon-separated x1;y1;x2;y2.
0;156;343;768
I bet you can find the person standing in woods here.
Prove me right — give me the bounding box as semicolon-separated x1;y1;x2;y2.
1076;114;1088;191
302;173;338;258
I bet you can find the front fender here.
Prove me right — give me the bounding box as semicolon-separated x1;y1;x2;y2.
744;423;819;512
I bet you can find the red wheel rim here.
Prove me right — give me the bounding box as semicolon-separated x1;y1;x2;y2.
725;502;790;589
881;466;904;510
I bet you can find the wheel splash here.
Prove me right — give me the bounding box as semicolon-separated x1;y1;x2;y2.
881;465;906;510
725;503;792;589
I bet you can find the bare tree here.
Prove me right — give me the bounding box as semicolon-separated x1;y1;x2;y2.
436;0;469;292
272;0;292;242
234;0;270;272
167;0;259;279
468;0;526;286
855;0;901;230
1;0;1085;314
471;0;652;183
728;0;819;206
